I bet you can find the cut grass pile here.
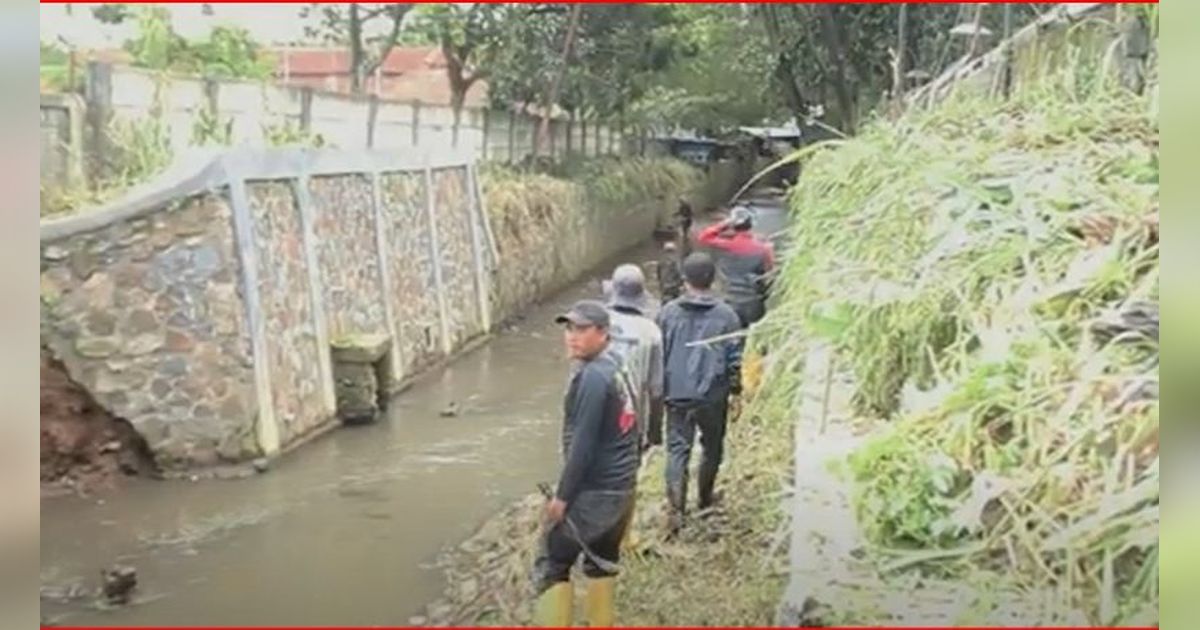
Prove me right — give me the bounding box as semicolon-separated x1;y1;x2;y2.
750;54;1158;626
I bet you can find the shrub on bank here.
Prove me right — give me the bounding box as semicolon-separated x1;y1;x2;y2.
480;157;701;322
482;156;699;220
752;64;1158;624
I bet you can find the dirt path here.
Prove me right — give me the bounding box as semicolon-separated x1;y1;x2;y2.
40;350;159;497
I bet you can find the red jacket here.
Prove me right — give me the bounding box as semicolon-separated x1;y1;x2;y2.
696;223;775;304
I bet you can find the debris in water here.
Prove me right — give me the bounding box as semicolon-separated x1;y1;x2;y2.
440;402;460;417
101;565;137;605
252;458;270;474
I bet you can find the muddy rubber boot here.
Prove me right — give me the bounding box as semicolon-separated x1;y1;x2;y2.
666;483;686;537
697;468;718;513
533;581;573;627
584;577;616;627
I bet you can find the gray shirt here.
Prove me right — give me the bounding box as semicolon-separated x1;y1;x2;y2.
606;306;664;435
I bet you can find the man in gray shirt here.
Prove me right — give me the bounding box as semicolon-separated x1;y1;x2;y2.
603;264;665;451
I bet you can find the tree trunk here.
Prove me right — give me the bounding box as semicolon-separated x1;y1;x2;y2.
349;3;366;94
967;4;986;59
759;5;808;124
816;4;856;134
536;3;582;158
451;92;464;148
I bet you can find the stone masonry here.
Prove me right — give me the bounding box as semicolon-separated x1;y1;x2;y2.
40;148;699;471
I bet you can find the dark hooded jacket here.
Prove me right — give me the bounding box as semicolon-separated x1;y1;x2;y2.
656;292;744;405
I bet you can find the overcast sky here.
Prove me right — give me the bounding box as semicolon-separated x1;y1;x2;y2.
40;3;326;49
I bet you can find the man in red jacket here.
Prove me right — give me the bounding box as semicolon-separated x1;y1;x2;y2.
695;205;775;328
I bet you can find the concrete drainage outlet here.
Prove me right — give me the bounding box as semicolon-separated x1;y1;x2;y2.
330;334;393;425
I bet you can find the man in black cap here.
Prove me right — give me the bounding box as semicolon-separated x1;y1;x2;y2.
656;252;744;534
533;300;640;627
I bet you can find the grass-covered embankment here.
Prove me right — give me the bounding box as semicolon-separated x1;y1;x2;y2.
482;157;701;323
751;59;1159;625
420;416;792;627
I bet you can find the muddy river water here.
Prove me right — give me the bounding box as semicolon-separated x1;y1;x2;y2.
41;196;788;627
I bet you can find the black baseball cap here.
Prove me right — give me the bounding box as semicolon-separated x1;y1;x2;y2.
554;299;611;328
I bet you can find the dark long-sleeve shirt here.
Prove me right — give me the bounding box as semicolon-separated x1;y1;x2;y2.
555;349;639;503
657;292;744;404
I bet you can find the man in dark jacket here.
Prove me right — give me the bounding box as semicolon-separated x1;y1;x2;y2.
696;205;775;328
533;300;640;627
656;253;744;534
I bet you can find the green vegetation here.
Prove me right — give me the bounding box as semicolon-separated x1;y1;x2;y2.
262;121;326;148
751;53;1158;625
124;7;274;80
422;408;790;626
480;157;699;233
41;114;174;218
40;43;81;93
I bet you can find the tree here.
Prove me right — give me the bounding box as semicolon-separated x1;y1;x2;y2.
92;3;133;25
302;3;414;94
404;4;510;145
627;5;783;132
758;4;810;126
534;3;582;157
120;6;273;80
485;6;566;112
816;5;857;133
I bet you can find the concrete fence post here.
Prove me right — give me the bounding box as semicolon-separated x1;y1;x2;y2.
202;77;223;142
481;109;490;161
370;170;404;385
507;109;516;164
423;163;453;356
566;111;575;157
299;87;314;132
411;100;421;147
471;161;499;266
84;61;113;185
464;164;492;333
227;177;281;456
292;175;338;415
367;95;380;148
580;117;588;157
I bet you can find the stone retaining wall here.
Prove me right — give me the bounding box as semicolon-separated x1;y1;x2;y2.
41;148;494;469
40;193;258;467
41;149;703;471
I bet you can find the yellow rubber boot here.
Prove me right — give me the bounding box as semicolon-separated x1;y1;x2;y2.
533;581;573;627
583;577;615;627
742;349;764;400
